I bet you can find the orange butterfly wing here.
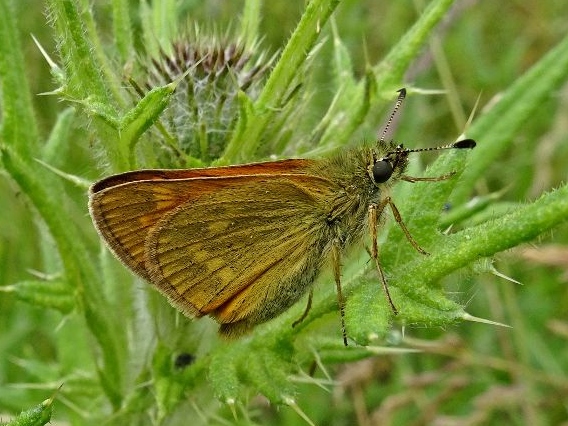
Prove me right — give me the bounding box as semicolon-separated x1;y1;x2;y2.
89;159;343;335
88;159;314;282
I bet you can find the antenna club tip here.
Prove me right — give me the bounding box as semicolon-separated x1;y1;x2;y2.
453;139;476;149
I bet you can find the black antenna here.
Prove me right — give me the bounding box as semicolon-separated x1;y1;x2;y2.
379;88;407;144
379;88;476;154
398;139;476;154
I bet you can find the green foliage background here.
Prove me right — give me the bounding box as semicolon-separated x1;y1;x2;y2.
1;0;567;424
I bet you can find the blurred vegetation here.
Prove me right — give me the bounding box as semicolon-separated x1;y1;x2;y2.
1;0;567;425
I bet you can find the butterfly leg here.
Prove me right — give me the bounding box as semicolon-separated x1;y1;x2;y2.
382;196;428;255
292;288;313;328
332;239;349;346
368;201;398;315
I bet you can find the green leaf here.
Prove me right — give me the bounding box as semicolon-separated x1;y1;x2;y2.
2;279;75;314
4;392;56;426
453;33;568;204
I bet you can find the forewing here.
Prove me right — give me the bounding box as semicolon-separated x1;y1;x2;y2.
144;175;337;325
88;159;315;281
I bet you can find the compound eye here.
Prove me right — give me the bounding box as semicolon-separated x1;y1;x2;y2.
372;160;393;183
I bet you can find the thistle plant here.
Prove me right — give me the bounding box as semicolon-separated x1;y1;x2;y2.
135;33;272;167
1;0;567;425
